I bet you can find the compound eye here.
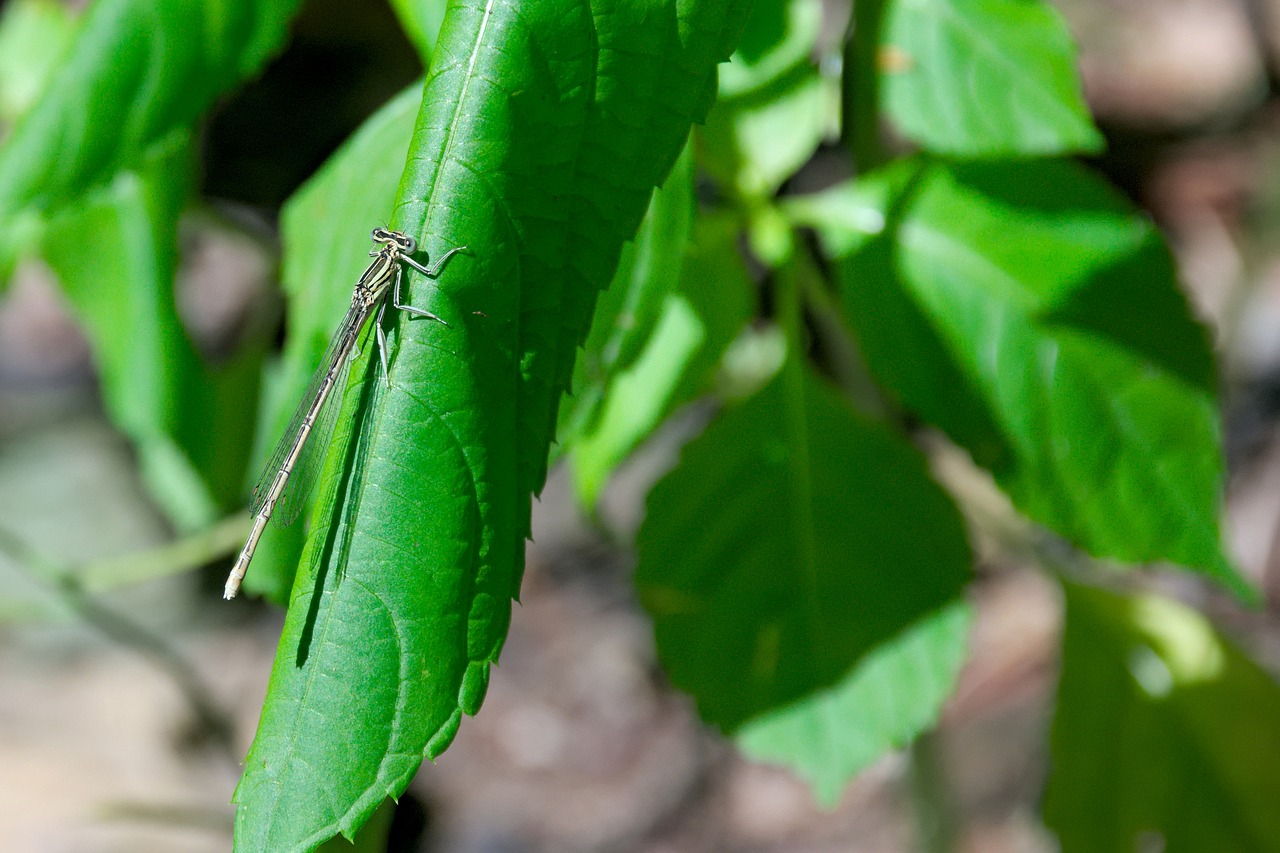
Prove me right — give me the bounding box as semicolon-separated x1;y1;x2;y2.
402;235;417;254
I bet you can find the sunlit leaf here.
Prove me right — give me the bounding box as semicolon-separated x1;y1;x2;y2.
0;0;76;125
702;0;831;199
39;134;226;530
879;0;1102;156
566;210;755;507
795;159;1247;599
0;0;305;269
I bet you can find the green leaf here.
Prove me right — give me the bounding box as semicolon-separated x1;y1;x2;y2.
879;0;1103;157
0;0;76;124
233;0;749;848
387;0;450;61
0;0;304;265
702;0;832;199
1046;582;1280;852
737;599;971;804
240;82;424;603
799;159;1247;599
636;360;971;730
559;137;698;454
38;133;226;530
564;205;756;508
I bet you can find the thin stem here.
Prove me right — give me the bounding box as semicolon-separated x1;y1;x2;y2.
81;511;249;592
0;525;238;762
907;729;959;853
844;0;890;172
793;241;894;422
773;258;821;642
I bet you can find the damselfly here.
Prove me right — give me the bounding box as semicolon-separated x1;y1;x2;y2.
223;227;465;599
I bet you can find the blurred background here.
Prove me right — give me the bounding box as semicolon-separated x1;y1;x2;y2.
4;0;1280;850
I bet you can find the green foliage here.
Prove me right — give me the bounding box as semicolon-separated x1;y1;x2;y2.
0;0;303;527
0;0;74;122
878;0;1103;156
231;1;747;848
794;159;1244;598
636;361;970;729
2;0;1269;848
738;600;973;804
1046;584;1280;852
0;0;304;266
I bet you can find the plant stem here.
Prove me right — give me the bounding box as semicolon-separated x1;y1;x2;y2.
845;0;890;172
0;524;238;761
793;242;893;421
907;729;959;853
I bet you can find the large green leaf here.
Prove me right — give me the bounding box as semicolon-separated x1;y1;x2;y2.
879;0;1102;157
737;599;972;804
233;1;748;848
240;83;425;603
794;159;1247;599
1046;583;1280;852
636;360;971;730
0;0;304;266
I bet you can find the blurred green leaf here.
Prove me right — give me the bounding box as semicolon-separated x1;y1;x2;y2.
879;0;1102;157
0;0;305;267
718;0;821;99
636;360;971;730
240;82;424;603
39;133;223;530
737;598;972;804
0;0;76;125
799;158;1247;599
1046;583;1280;852
388;0;450;61
702;0;832;199
567;214;755;506
559;138;697;450
565;211;752;504
233;0;749;848
563;164;756;507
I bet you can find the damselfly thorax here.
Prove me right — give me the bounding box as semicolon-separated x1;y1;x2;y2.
222;228;465;599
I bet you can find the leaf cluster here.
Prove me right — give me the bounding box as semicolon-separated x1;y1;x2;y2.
3;0;1279;850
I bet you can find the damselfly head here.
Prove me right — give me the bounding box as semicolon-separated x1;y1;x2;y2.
371;227;417;256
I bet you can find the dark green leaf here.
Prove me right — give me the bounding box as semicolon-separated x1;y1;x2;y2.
636;360;971;730
1046;582;1280;852
879;0;1102;157
737;599;972;804
798;159;1247;599
233;1;749;848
